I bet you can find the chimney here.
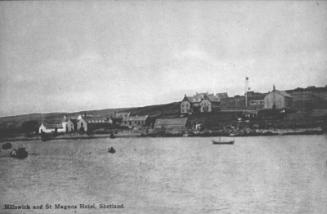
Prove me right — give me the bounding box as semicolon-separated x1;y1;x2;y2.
245;77;249;108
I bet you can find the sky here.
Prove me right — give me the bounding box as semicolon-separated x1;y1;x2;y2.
0;1;327;117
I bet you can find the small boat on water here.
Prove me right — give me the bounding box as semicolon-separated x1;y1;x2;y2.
108;147;116;154
10;147;28;159
212;137;234;145
2;142;12;150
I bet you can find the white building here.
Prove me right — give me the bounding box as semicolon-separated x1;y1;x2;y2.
62;116;75;132
39;116;75;134
39;123;65;134
264;86;292;109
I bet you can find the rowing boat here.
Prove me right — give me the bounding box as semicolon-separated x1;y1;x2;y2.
212;137;234;145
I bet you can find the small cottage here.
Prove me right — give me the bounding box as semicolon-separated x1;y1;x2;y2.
39;123;64;134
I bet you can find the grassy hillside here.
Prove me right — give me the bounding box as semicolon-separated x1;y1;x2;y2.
125;102;180;117
0;102;180;137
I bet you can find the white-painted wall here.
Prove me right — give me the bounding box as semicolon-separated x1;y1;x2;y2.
77;119;88;132
264;92;285;109
38;123;66;134
62;120;75;132
38;124;53;134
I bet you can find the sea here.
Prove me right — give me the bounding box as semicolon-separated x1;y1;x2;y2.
1;135;327;214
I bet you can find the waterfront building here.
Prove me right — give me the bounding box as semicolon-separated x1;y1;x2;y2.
121;115;148;129
76;116;88;132
246;91;266;110
39;123;64;134
180;96;192;114
219;91;265;111
62;115;75;132
154;117;188;133
264;85;292;109
220;95;246;110
38;116;74;134
305;86;327;100
76;114;111;132
180;93;220;114
287;86;327;111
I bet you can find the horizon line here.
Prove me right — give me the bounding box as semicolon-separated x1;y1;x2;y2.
1;84;326;118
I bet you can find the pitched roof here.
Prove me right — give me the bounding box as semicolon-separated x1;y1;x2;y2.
188;93;204;102
41;122;63;129
182;95;191;102
184;93;220;103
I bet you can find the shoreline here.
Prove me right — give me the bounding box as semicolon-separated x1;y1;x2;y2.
0;128;325;143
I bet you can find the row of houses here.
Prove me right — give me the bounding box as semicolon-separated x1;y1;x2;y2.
38;115;76;134
37;114;228;136
38;113;149;134
180;85;327;114
38;85;327;135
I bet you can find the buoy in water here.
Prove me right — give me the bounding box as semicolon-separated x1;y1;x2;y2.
2;142;12;150
10;147;28;159
108;147;116;154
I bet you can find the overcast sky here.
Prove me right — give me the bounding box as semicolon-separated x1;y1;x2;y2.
0;1;326;117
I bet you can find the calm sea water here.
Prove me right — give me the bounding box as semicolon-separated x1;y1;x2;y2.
1;136;327;214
